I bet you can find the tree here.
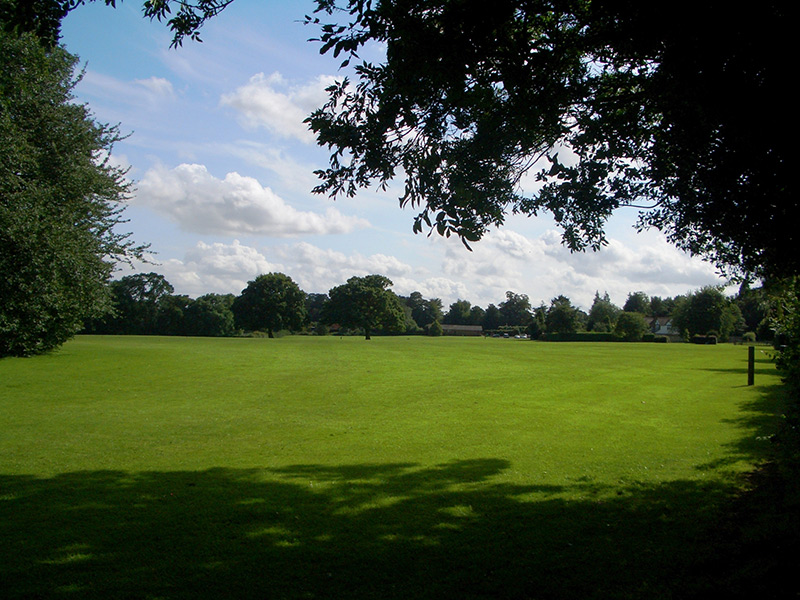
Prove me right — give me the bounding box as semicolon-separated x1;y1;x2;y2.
404;291;443;329
184;293;235;337
88;273;174;335
0;30;144;356
482;304;501;331
587;292;621;332
528;304;547;340
232;273;307;338
428;319;443;337
498;291;532;328
155;294;193;336
545;296;580;335
649;296;675;318
735;283;770;340
305;1;794;279
321;274;405;340
623;292;650;316
614;311;649;342
672;286;742;341
0;0;234;49
443;299;472;325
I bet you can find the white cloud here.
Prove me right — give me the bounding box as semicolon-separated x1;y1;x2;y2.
110;225;729;312
133;76;175;98
134;163;369;237
80;72;176;108
275;242;415;294
430;225;728;310
220;72;337;142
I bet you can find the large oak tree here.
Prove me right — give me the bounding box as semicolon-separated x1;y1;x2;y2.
232;273;307;338
321;274;405;339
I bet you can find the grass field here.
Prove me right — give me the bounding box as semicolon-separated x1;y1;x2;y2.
0;336;787;599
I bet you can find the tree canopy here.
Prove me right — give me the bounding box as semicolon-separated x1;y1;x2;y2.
305;0;794;279
0;29;144;356
321;274;405;339
0;0;234;48
232;273;307;338
587;291;620;332
672;286;743;341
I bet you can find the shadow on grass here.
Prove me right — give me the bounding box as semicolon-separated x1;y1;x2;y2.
1;458;794;599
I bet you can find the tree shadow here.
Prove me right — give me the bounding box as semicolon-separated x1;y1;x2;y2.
2;458;793;599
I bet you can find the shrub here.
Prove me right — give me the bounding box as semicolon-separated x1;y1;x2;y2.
743;331;756;343
614;311;649;341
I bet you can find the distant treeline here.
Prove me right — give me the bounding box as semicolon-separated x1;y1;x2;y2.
83;272;772;342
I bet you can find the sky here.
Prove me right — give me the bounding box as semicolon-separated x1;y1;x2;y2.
59;0;732;312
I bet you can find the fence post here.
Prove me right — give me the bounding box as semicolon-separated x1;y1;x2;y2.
748;345;755;386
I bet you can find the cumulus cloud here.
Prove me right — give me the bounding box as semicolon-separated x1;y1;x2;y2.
134;163;369;237
220;72;337;142
135;240;424;299
156;240;281;296
430;225;727;310
274;242;416;294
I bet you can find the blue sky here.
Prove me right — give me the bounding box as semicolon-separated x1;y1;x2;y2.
60;0;730;311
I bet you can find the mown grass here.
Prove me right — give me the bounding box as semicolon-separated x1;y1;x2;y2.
0;336;788;599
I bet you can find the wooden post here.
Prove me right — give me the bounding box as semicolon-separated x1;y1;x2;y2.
748;345;755;386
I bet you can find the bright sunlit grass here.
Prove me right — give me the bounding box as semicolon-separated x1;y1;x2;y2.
0;335;786;599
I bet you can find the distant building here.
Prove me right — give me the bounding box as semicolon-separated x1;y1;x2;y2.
441;324;483;337
649;317;679;337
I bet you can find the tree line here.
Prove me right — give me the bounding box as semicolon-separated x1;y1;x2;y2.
82;271;771;344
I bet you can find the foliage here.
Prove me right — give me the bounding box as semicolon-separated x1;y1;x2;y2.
587;291;620;332
0;31;144;357
305;0;794;278
428;319;443;337
545;295;580;335
672;286;742;342
443;299;472;325
768;278;800;387
649;296;675;318
185;293;236;337
85;273;173;335
622;292;650;315
614;311;649;342
304;292;329;332
482;303;501;331
0;0;235;48
0;0;70;47
232;273;307;338
155;293;192;336
498;291;532;327
321;274;405;339
736;283;771;341
403;291;443;329
526;304;546;340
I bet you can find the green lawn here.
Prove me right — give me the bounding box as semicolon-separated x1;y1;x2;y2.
0;336;787;599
